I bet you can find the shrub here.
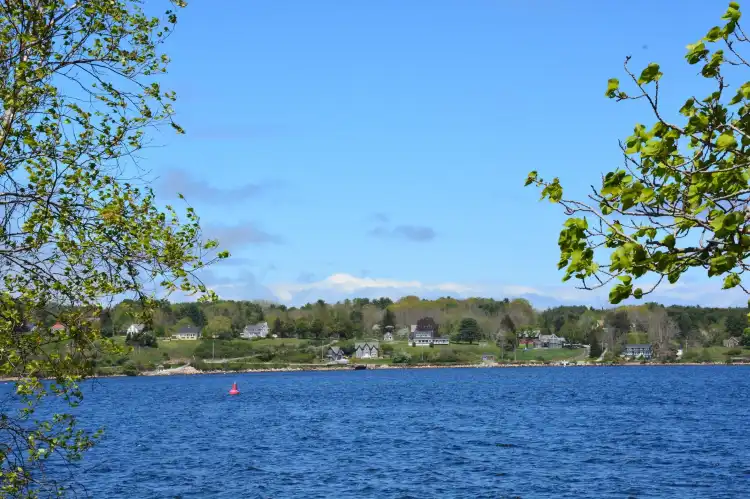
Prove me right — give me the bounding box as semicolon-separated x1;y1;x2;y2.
725;348;742;356
122;361;138;376
392;350;412;364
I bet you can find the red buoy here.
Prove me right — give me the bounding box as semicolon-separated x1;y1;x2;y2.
229;382;240;395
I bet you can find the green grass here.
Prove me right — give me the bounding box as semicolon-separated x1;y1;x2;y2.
388;341;583;363
681;346;750;362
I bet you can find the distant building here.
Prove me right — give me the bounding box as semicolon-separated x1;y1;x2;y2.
241;322;269;339
409;318;450;346
535;333;566;349
383;332;394;342
519;338;535;348
481;354;496;364
355;342;380;359
623;344;652;359
51;322;66;333
325;346;345;361
723;337;741;348
126;324;145;336
173;325;201;340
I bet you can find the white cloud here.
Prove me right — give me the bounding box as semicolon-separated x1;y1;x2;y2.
270;273;473;302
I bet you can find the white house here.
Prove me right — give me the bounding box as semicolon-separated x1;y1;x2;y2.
409;326;449;346
173;325;201;340
383;332;394;342
241;321;269;339
126;324;145;337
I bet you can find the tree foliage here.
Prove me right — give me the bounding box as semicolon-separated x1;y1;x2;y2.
527;2;750;309
0;1;225;495
458;317;481;344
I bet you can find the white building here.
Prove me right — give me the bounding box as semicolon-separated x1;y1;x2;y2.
173;325;201;340
126;324;145;337
383;332;394;342
241;321;269;339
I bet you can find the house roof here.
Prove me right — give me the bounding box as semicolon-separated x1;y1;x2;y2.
625;344;652;349
244;322;268;330
328;346;343;355
129;323;145;332
355;341;379;349
177;325;201;334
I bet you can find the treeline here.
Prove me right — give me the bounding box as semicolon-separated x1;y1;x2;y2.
60;296;749;352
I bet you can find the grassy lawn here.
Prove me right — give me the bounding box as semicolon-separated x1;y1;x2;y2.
682;346;750;362
387;340;583;363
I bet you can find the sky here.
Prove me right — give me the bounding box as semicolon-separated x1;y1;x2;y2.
141;0;747;308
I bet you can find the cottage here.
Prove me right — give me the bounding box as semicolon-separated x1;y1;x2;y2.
325;346;345;361
173;325;201;340
355;341;380;359
623;344;652;359
723;337;741;348
535;333;566;349
481;354;496;364
241;321;269;339
383;332;394;342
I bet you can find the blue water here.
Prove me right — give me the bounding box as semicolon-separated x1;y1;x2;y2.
21;367;750;497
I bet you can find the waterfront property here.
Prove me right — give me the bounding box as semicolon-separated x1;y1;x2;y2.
535;333;566;349
481;354;496;364
354;341;380;359
409;318;450;346
383;332;394;342
325;346;346;361
173;325;202;340
241;321;269;339
623;344;653;359
723;337;741;348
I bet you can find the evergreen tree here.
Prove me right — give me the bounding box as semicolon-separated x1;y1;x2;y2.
588;333;603;359
458;318;481;344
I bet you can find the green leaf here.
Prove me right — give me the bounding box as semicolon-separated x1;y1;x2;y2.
722;4;741;22
525;171;538;186
723;273;742;289
685;42;708;64
605;78;620;98
704;26;723;41
716;132;737;151
637;63;663;85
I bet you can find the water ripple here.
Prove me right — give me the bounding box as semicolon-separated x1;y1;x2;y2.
17;366;750;498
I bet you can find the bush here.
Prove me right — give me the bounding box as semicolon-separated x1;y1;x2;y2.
122;361;138;376
392;350;412;364
725;348;742;356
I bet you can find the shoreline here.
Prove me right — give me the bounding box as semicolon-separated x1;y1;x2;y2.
2;361;747;382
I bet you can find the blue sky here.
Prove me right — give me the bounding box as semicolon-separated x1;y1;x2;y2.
145;0;745;308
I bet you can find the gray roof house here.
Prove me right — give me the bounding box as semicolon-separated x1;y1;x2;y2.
535;333;566;349
723;337;741;348
325;346;345;361
354;342;380;359
623;344;653;359
173;325;201;340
